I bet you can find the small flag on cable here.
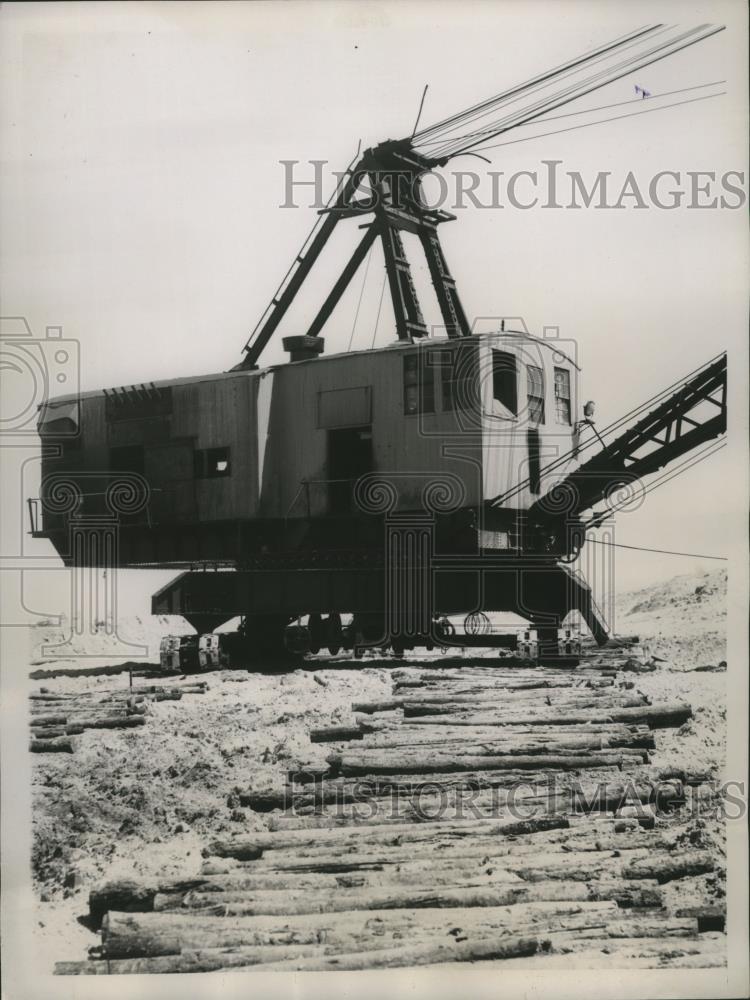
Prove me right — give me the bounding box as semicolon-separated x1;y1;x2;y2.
634;84;652;99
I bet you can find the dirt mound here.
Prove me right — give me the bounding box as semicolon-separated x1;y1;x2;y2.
622;568;727;617
615;568;727;671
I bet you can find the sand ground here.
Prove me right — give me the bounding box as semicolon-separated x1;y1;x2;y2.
28;568;728;971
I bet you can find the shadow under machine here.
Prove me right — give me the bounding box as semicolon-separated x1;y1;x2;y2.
31;25;728;663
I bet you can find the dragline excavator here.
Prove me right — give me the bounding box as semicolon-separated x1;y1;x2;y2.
31;24;728;666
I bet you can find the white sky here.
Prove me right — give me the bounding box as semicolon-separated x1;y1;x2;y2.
1;0;748;620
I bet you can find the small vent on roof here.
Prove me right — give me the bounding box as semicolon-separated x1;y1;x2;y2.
282;336;324;362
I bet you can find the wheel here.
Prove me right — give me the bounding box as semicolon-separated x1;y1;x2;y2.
325;613;342;655
308;614;325;655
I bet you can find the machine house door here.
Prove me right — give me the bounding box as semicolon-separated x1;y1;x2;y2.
327;426;373;514
144;440;197;523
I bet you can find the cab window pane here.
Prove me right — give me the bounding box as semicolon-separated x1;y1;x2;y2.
526;365;545;424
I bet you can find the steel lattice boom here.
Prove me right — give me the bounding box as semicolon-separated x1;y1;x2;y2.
529;353;727;528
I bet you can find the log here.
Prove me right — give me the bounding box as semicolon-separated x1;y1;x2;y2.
244;934;539;971
358;723;649;746
30;714;146;730
310;726;364;743
89;878;209;927
400;695;647;715
351;681;581;712
242;814;641;862
239;786;377;812
101;902;613;959
331;752;626;775
239;833;650;874
356;734;653;756
391;684;640;699
405;702;692;729
166;878;663;917
295;770;561;796
259;783;671;830
55;944;325;975
263;774;671;827
61;716;146;730
97;856;654;924
204;814;569;858
30;726;85;739
152;870;525;911
558;917;699;940
623;852;714;883
29;738;73;753
238;790;296;812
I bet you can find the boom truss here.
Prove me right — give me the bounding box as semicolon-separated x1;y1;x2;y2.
529;353;727;530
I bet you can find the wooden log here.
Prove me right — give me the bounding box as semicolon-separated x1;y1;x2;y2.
623;852;714;883
155;877;663;918
30;713;147;731
358;723;648;745
352;682;580;712
238;790;299;812
390;683;639;698
561;917;699;940
243;934;539;971
243;837;662;875
400;695;647;714
330;752;626;776
29;738;73;753
30;726;85;739
405;702;692;729
355;734;650;755
29;714;68;727
360;720;641;738
101;901;615;959
159;868;661;916
260;785;668;831
31;701;144;713
293;770;561;796
158;844;666;899
30;692;81;700
72;715;147;730
310;726;364;743
236;832;651;875
100;857;662;923
55;944;325;975
151;867;525;911
89;878;208;927
264;774;669;827
204;814;569;858
242;834;653;875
